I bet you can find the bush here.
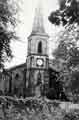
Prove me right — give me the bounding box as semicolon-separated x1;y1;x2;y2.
63;110;79;120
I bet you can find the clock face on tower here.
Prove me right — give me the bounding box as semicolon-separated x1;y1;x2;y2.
36;58;44;66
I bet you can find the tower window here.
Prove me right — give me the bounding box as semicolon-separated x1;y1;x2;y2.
38;41;42;54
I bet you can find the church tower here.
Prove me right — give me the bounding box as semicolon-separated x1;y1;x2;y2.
26;2;49;96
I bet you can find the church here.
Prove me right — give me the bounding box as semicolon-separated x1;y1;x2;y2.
1;3;64;97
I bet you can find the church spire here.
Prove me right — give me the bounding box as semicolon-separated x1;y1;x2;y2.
31;1;45;35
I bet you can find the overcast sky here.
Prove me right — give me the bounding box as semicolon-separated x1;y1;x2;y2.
5;0;62;68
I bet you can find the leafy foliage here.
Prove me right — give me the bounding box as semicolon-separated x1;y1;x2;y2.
53;24;79;65
63;110;79;120
0;96;79;120
52;24;79;102
49;0;79;26
47;68;69;101
48;0;79;103
0;0;18;69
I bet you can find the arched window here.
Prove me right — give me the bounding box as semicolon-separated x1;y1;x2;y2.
15;73;19;80
38;41;42;54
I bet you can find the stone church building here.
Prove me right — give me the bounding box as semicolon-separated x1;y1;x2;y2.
1;4;64;97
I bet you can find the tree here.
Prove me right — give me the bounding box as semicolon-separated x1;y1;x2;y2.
52;24;79;101
49;0;79;26
53;24;79;65
0;0;18;69
48;0;79;101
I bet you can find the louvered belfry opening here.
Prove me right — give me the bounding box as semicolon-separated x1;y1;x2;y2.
38;41;42;54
